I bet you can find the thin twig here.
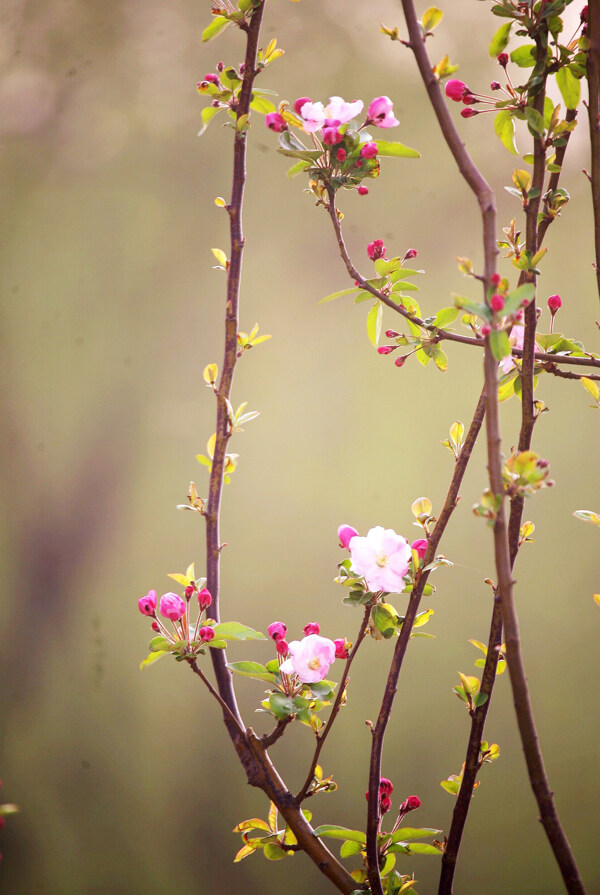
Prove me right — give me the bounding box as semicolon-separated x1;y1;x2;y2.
296;605;372;802
187;657;247;736
587;1;600;301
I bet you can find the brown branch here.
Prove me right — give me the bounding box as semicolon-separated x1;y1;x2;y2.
187;657;247;735
365;387;486;895
537;108;578;247
587;1;600;302
296;605;372;802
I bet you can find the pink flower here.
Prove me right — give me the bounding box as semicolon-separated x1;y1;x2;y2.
298;100;326;133
403;248;418;260
367;239;386;260
303;622;320;636
279;634;336;683
325;96;364;124
268;621;288;641
500;324;524;374
159;592;186;621
349;526;411;593
548;294;562;313
338;524;359;549
294;96;312;116
198;588;212;610
265;112;287;132
491;293;505;312
357;186;369;196
445;79;469;102
360;141;378;159
138;589;157;616
367;96;400;128
411;538;428;559
334;638;349;659
199;626;215;643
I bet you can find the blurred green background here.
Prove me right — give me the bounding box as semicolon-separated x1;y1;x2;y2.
1;1;599;892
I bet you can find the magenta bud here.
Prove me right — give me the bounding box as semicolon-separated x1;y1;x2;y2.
385;329;399;338
199;626;215;643
497;53;509;67
360;141;378;159
198;588;212;610
357;186;369;196
322;126;342;145
490;81;501;90
581;5;588;21
491;293;505;312
268;621;288;641
216;61;225;72
461;107;479;118
445;79;469;102
411;538;428;559
367;239;386;260
406;795;421;810
491;272;502;286
184;584;196;598
380;795;392;814
336;147;347;162
159;592;186;621
303;622;320;636
379;777;394;795
151;621;160;633
294;96;311;116
334;638;349;659
338;524;359;549
394;355;407;367
548;293;562;313
378;346;394;355
276;638;289;656
462;93;479;105
138;589;157;616
265;112;287;132
481;324;491;337
203;73;220;85
404;248;418;260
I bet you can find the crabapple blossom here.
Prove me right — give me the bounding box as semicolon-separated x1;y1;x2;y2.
379;778;394;795
501;323;524;374
279;634;336;683
445;79;469;102
294;96;311;115
336;148;347;162
366;96;400;128
360;142;378;159
461;108;479;118
338;524;359;549
404;248;418;260
298;100;326;132
160;592;186;621
325;96;364;124
497;53;509;67
198;588;212;610
357;186;369;196
378;346;394;355
322;126;342;145
405;795;421;810
138;589;157;616
548;294;562;313
491;272;502;286
268;621;287;641
199;626;215;643
276;639;289;656
334;638;349;659
491;293;505;312
367;239;386;260
349;526;411;593
303;622;320;636
265;112;287;132
411;538;428;559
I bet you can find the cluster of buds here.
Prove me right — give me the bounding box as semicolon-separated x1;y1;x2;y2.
265;94;404;197
268;621;349;684
444;55;527;120
366;778;421;828
138;578;214;649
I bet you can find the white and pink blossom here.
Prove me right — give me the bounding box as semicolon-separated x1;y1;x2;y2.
324;96;363;125
279;634;336;683
349;526;411;593
366;96;400;128
298;100;326;132
500;323;524;374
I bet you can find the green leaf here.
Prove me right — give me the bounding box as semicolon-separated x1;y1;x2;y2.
263;843;287;861
198;105;222;137
202;15;230;42
581;377;600;402
367;301;383;347
374;140;420;159
573;510;600;526
390;827;441;843
340;840;364;858
313;826;366;844
489;21;512;57
431;345;448;372
286;160;311;178
502;282;535;316
440;779;460;795
140;650;168;670
149;636;172;652
371;603;398;639
250;95;276;115
269;692;296;720
319;287;364;304
524;106;545;138
374;257;403;276
422;6;443;31
489;329;511;361
227;661;276;683
212;622;266;641
494;110;518;155
556;66;581;110
431;307;459;328
510;45;536;67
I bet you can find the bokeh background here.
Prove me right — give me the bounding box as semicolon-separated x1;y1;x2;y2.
1;1;599;893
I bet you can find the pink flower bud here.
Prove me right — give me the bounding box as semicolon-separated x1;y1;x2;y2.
581;5;588;21
322;126;342;145
185;584;196;598
404;248;418;260
268;621;288;641
491;272;502;286
294;96;311;116
490;81;501;90
367;239;386;260
411;538;428;559
406;795;421;810
265;112;287;132
276;638;289;656
461;108;479;118
198;588;212;610
380;795;392;814
497;53;509;67
445;79;469;102
336;148;347;162
481;324;491;337
491;293;505;312
548;293;562;313
385;329;399;338
338;524;359;549
138;589;157;616
159;592;186;621
204;73;220;85
360;142;378;159
199;626;215;643
303;622;320;636
151;621;160;633
334;638;349;659
357;186;369;196
216;61;225;72
379;777;394;795
367;96;400;128
462;93;479;105
395;355;407;367
378;346;394;355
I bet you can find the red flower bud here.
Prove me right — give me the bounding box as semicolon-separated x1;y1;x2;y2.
490;81;501;91
385;329;399;338
203;73;220;85
185;584;196;598
481;324;491;337
404;248;418;260
199;626;215;643
360;142;378;159
445;79;469;102
367;239;386;261
491;293;505;312
378;346;394;355
265;112;287;132
406;795;421;810
380;795;392;814
497;53;509;67
357;186;369;196
379;777;394;795
151;621;160;633
303;622;320;636
334;638;349;659
276;638;289;656
491;272;502;286
461;107;479;118
336;147;347;162
198;588;212;610
462;93;479;105
268;621;288;641
394;355;407;367
548;293;562;313
411;538;428;559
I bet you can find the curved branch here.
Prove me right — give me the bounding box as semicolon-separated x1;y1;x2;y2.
587;1;600;301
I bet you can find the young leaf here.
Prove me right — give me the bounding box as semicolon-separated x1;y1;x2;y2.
489;21;512;56
494;110;518;155
212;622;266;641
198;105;222;137
556;66;580;111
422;7;443;32
227;661;276;683
140;650;168;670
374;140;420;159
312;826;367;844
489;329;511;361
319;287;364;304
366;301;383;347
202;15;230;42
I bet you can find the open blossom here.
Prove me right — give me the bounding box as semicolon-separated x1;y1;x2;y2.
279;634;336;683
366;96;399;128
324;96;363;124
500;324;524;374
349;526;411;593
299;100;326;132
159;592;186;621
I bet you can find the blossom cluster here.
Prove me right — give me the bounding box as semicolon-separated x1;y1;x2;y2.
138;582;214;648
268;621;349;684
338;524;426;594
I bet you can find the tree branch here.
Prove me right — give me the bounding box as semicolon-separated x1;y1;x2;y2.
587;1;600;302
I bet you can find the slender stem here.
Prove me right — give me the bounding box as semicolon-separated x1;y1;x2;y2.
587;1;600;302
365;388;486;895
296;605;372;802
203;2;267;735
187;657;246;735
537;108;577;247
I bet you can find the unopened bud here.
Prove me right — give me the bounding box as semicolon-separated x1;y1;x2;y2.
268;621;288;641
303;622;320;636
338;524;359;549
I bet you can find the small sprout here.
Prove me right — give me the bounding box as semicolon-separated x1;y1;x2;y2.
203;363;219;388
211;247;229;270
